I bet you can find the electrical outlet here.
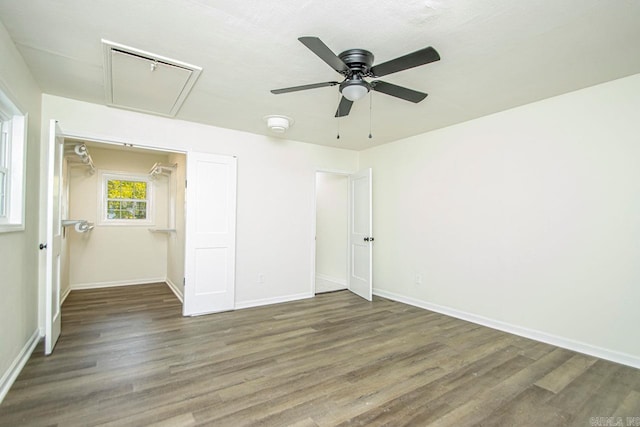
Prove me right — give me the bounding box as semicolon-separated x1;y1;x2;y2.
415;274;423;285
258;274;265;284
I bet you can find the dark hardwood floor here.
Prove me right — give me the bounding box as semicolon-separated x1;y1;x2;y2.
1;283;639;426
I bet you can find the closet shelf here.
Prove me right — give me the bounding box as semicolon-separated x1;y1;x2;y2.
148;228;176;233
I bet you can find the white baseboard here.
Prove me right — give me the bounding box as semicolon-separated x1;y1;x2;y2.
165;278;184;303
0;329;40;404
315;273;347;293
60;286;72;305
235;292;314;310
70;277;166;290
374;289;640;370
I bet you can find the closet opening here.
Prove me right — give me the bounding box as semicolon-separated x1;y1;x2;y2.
59;138;187;306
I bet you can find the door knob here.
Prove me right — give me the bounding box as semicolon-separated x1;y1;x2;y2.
364;237;369;242
39;243;47;250
364;237;374;242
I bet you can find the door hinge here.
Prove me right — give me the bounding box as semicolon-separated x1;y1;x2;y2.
185;180;187;188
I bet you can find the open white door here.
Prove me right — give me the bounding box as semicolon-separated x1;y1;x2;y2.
348;168;373;301
45;120;64;354
183;152;237;316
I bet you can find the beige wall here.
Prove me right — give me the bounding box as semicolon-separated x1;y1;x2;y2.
360;73;640;366
0;20;42;397
66;146;171;288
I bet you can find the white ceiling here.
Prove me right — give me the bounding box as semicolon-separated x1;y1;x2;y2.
1;0;639;150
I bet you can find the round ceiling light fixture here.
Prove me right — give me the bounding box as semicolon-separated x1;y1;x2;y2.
264;115;294;133
339;77;370;102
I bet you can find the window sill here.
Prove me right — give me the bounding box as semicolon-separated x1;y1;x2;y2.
0;223;25;233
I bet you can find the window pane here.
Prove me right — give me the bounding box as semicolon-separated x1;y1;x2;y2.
107;180;120;198
108;179;146;200
133;181;146;199
120;181;134;199
135;201;147;219
0;170;5;216
0;121;7;167
107;200;119;219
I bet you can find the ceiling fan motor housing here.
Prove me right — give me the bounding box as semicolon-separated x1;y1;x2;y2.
338;49;374;75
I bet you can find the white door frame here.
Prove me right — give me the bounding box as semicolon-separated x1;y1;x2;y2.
311;169;353;295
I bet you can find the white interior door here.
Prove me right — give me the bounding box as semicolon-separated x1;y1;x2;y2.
348;168;373;301
183;152;237;316
45;120;64;354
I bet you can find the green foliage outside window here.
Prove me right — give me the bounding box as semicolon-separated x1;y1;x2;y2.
106;179;148;220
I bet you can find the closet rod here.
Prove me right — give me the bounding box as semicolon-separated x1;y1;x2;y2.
148;162;177;178
64;143;96;175
61;219;94;233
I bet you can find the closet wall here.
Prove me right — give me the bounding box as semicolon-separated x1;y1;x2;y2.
166;152;186;297
64;145;173;294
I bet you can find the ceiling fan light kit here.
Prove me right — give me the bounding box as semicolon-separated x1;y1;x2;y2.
264;115;293;133
271;36;440;119
340;76;370;101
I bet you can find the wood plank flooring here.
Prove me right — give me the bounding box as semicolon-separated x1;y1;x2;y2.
1;283;639;426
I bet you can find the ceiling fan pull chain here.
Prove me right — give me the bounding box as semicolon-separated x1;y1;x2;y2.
369;92;373;139
336;116;340;139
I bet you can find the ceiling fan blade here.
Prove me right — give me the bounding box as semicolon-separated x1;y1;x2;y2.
370;46;440;77
271;81;339;94
371;81;428;103
299;37;350;74
335;96;353;117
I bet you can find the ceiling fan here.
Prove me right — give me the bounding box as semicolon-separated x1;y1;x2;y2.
271;37;440;117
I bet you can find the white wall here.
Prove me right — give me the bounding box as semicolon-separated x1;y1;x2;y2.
360;73;640;367
41;94;359;309
0;21;42;399
315;172;348;292
166;152;186;298
66;146;170;288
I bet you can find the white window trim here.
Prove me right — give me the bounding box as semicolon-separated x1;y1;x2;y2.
0;118;9;218
0;86;27;233
98;170;154;226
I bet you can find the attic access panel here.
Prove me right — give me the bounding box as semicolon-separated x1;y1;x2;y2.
102;40;202;117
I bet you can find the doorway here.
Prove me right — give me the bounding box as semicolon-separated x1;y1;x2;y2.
313;168;373;301
314;171;349;294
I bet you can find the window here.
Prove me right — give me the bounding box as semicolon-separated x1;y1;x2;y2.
0;118;9;218
0;87;26;232
100;172;153;225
